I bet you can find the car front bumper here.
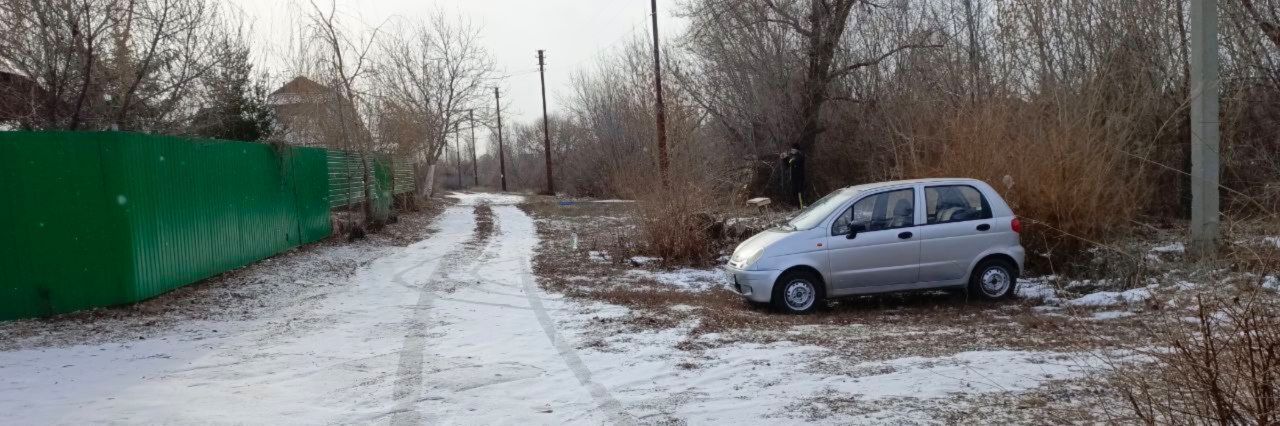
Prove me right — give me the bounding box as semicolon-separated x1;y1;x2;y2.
722;265;782;303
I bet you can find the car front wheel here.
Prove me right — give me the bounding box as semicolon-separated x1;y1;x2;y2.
969;258;1017;301
771;270;824;314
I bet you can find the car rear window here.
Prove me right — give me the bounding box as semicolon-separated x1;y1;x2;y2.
925;185;993;224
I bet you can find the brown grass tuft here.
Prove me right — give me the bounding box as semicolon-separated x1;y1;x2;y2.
634;184;722;265
1098;291;1280;424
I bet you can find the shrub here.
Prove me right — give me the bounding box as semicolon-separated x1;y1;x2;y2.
903;100;1157;272
1101;292;1280;424
634;183;721;265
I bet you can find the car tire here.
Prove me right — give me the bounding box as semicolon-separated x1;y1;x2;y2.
968;258;1018;301
771;270;825;314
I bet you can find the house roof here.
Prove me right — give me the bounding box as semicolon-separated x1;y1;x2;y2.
270;76;330;97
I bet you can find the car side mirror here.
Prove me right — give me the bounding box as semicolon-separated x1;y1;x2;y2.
846;223;866;239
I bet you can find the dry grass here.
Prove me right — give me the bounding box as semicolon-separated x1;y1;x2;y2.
633;184;723;265
902;101;1156;273
520;194;1280;422
522;196;1161;363
473;203;494;241
1090;291;1280;424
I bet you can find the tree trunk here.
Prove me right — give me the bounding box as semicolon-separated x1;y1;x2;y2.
423;163;437;197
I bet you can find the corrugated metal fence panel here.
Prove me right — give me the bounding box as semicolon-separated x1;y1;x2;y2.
325;150;404;222
391;158;415;195
0;132;134;319
291;147;333;244
327;150;366;209
0;132;333;320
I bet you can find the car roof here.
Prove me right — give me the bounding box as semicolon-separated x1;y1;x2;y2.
837;178;986;193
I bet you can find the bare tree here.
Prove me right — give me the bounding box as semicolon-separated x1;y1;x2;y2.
677;0;940;203
304;0;381;228
375;11;495;197
0;0;226;131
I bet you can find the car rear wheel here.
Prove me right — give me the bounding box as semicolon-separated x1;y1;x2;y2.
969;258;1017;301
771;270;824;314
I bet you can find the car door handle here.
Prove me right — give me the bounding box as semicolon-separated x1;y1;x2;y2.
898;231;913;239
976;224;991;231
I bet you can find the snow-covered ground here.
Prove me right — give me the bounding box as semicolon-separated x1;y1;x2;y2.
2;192;1140;424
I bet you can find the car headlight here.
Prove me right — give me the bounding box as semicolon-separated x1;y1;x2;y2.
738;249;764;270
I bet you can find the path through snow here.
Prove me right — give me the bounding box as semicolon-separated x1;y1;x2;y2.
0;193;630;424
1;192;1097;424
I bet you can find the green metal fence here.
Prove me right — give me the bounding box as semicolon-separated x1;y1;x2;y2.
326;150;415;222
0;132;333;320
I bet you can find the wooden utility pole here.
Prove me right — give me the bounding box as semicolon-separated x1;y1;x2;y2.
454;121;463;188
963;0;980;100
469;109;478;187
650;0;670;189
495;87;508;192
537;49;555;195
1190;0;1220;254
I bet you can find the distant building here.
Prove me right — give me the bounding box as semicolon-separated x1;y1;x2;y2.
0;68;58;129
268;76;371;149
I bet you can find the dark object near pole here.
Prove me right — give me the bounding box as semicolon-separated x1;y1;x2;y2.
783;145;806;206
650;0;670;189
537;50;555;195
495;87;508;192
469;109;478;187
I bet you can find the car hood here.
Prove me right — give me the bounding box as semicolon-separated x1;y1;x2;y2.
731;227;793;263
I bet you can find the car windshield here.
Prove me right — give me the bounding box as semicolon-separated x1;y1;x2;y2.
783;189;857;231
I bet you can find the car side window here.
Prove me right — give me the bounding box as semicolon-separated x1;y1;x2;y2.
831;188;915;235
925;185;993;225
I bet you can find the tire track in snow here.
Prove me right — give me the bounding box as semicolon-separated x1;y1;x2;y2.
392;199;633;424
518;255;636;425
388;204;496;425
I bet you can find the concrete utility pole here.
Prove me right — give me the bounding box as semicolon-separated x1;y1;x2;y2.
1190;0;1220;254
650;0;670;189
495;87;508;192
537;49;555;195
469;109;478;187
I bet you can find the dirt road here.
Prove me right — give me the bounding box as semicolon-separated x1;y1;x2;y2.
0;193;634;424
2;192;1114;424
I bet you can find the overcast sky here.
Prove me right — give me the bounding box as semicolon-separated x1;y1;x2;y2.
226;0;687;151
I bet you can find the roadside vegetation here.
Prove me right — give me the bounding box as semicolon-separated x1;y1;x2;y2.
492;2;1280;420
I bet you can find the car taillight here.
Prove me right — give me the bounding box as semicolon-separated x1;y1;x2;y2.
1011;217;1022;234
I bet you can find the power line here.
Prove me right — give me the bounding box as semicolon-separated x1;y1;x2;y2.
566;19;647;71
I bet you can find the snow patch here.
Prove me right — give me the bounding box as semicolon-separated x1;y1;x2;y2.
628;256;658;266
1264;275;1279;291
1065;288;1152;307
1091;311;1135;321
1016;277;1060;305
446;192;524;206
840;350;1097;400
1150;242;1185;254
624;268;728;292
1266;237;1280;248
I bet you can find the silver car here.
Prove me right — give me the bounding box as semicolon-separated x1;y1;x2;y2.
725;178;1025;314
